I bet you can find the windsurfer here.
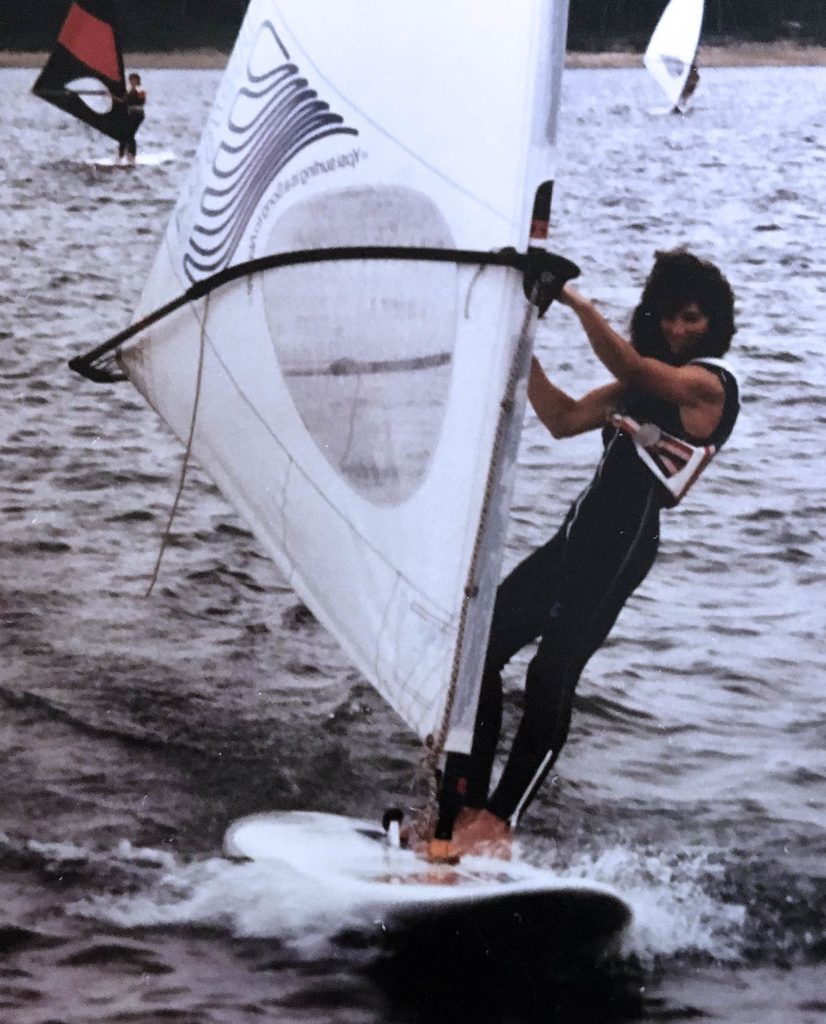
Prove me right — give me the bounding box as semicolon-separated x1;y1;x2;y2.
673;63;700;113
112;72;146;163
437;249;739;859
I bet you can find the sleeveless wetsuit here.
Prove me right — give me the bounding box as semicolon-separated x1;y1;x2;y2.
117;88;145;158
439;360;739;827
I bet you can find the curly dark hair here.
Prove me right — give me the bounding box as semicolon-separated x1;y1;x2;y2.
630;249;736;364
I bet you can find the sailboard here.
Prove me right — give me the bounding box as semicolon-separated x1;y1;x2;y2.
89;149;176;170
32;0;127;142
226;812;631;957
66;0;625;935
643;0;704;111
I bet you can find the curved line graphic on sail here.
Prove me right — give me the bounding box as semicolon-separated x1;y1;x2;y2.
184;20;359;283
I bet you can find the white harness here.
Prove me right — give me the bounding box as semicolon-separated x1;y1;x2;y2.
609;358;735;506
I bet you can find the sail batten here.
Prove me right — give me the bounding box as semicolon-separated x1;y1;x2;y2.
72;0;572;756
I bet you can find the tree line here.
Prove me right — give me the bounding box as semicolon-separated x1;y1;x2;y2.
2;0;825;52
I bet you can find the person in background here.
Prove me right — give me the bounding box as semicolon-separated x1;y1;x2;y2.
113;72;146;163
674;63;700;113
436;249;739;859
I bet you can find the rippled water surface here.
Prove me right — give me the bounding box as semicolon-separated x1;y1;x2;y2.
1;64;825;1023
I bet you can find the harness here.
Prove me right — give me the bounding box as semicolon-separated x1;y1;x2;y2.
609;358;738;507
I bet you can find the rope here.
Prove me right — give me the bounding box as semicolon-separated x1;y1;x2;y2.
144;294;210;597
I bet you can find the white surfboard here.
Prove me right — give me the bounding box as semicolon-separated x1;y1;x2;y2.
91;149;176;169
225;812;631;956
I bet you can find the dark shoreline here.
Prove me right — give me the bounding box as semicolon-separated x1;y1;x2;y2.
4;41;826;70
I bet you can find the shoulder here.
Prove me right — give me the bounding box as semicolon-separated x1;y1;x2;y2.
690;358;740;443
681;361;726;398
690;357;736;376
628;355;723;410
690;357;739;397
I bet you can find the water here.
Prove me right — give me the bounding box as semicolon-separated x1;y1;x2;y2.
1;64;825;1022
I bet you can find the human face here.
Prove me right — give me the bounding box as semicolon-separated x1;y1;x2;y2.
660;302;709;356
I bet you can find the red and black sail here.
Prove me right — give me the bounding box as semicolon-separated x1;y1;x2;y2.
32;1;126;141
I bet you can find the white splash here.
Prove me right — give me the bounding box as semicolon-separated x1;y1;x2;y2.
68;845;380;955
524;841;747;962
61;829;747;964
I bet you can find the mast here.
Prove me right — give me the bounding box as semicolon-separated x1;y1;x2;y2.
435;0;571;759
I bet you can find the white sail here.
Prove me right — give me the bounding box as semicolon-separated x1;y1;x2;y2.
116;0;569;755
643;0;704;107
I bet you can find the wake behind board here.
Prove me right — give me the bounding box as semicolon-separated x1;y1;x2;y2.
225;812;631;960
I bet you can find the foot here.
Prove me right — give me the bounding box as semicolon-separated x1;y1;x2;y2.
406;805;483;851
451;808;512;860
453;805;484;830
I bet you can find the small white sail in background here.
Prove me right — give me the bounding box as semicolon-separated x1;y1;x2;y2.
644;0;704;109
95;0;569;757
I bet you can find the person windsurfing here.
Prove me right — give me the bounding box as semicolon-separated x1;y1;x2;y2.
112;72;146;163
673;62;700;114
434;249;739;859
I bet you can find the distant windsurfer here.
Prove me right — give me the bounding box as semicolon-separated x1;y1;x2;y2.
673;63;699;113
436;249;739;859
112;72;146;163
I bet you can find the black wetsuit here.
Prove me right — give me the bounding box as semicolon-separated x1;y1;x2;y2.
117;87;145;158
440;360;739;826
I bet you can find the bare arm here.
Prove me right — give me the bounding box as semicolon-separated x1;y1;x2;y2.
558;284;724;438
528;356;624;438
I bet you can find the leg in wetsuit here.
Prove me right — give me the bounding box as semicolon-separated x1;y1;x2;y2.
439;487;660;829
117;110;144;161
